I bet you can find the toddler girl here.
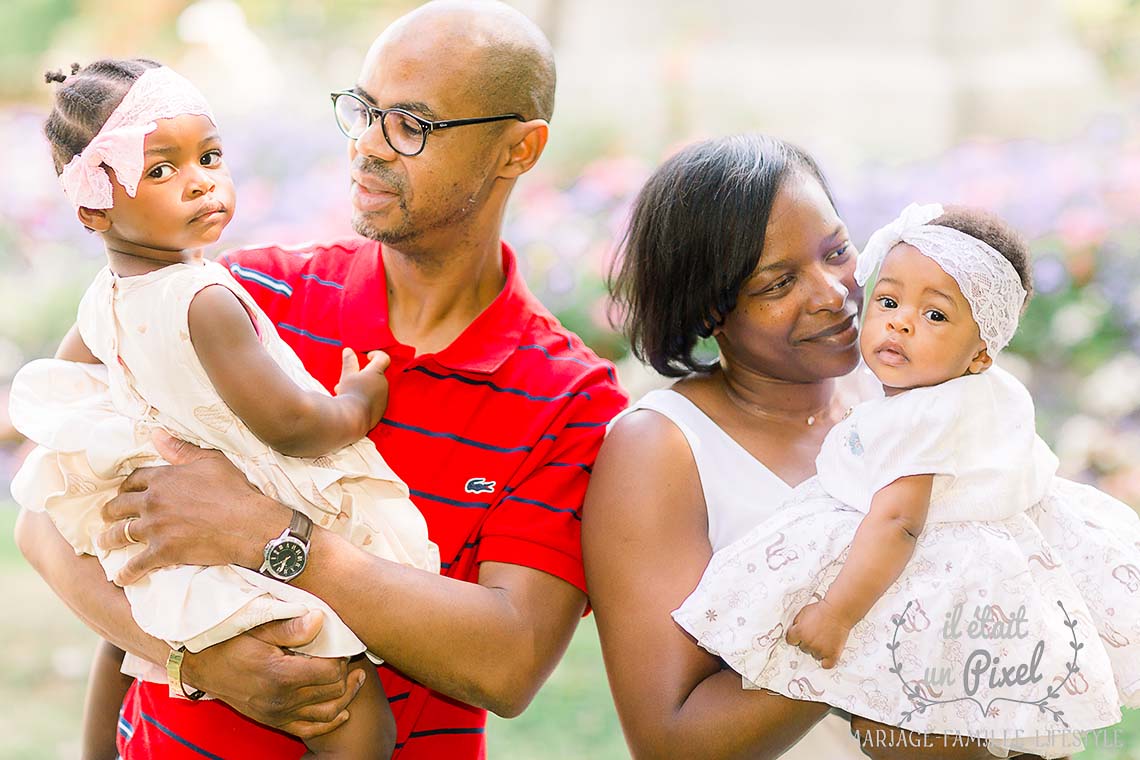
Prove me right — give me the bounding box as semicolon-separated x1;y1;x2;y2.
9;59;439;759
673;203;1140;758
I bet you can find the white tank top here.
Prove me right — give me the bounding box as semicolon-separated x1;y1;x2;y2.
609;388;795;551
608;387;866;757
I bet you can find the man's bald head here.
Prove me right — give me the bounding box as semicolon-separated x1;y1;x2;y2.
378;0;556;122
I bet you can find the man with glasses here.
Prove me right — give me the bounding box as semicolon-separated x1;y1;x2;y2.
16;1;626;758
330;89;527;157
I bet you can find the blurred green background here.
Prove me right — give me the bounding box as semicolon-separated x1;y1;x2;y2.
3;0;1140;757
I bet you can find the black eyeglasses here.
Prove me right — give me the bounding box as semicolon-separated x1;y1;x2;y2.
330;90;525;156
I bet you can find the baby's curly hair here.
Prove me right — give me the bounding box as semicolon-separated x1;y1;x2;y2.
42;58;162;175
931;206;1034;312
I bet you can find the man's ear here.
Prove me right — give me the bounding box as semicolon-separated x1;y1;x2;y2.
967;345;992;374
499;119;548;179
77;206;111;232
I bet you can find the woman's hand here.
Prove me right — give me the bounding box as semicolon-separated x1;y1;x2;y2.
96;431;292;585
786;599;852;669
183;612;367;740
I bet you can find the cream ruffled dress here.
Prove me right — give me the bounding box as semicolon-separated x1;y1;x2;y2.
672;366;1140;758
10;260;439;687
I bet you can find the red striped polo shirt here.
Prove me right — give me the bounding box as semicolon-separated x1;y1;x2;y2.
116;237;627;759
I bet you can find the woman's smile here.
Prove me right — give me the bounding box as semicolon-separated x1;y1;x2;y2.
801;312;859;346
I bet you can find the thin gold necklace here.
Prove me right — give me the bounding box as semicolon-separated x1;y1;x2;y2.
721;377;837;427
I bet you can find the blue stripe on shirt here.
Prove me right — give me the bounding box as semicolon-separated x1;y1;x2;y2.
276;322;343;347
503;494;581;521
409;489;492;509
299;273;345;289
139;712;225;760
379;419;534;453
394;726;486;748
227;264;293;297
517;343;615;383
547;461;593;473
405;365;591;402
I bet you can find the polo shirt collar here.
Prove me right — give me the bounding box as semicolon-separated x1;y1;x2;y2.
340;239;534;375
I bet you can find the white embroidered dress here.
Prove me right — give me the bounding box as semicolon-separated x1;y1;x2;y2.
10;260;439;686
672;366;1140;758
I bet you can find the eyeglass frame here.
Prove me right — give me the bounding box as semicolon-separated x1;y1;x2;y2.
330;90;526;156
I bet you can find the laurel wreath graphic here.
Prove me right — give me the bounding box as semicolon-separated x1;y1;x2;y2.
889;599;1081;728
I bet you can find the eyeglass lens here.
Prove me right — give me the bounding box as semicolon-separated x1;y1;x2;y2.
334;95;426;155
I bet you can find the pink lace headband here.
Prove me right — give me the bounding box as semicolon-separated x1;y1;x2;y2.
59;66;216;210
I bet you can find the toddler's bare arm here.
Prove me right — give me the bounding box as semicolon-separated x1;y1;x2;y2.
188;285;388;457
55;324;100;363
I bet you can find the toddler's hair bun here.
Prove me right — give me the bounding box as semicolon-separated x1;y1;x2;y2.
44;63;81;84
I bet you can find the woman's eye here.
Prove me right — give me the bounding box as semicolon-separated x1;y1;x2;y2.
147;164;174;180
201;150;222;167
825;243;850;261
925;310;947;322
876;296;897;309
765;275;794;293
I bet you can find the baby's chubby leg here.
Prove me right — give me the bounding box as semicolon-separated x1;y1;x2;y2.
302;656;395;760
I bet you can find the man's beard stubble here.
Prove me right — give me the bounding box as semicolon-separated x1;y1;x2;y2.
352;157;414;245
351;160;485;255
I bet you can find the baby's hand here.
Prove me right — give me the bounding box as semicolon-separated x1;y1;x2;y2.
785;599;852;669
334;348;390;432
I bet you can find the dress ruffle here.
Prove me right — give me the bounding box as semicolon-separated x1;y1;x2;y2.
673;477;1140;757
9;262;439;686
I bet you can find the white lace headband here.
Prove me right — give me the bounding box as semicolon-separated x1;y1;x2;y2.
854;203;1027;355
59;66;216;210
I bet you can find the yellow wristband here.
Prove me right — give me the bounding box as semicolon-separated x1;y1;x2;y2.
165;647;206;700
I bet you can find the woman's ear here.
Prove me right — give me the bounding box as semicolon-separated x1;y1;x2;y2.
77;206;111;233
967;345;992;374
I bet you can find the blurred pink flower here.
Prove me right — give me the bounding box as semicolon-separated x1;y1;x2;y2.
1056;206;1110;250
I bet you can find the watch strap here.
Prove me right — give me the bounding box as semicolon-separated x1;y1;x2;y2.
166;647;206;700
289;509;313;545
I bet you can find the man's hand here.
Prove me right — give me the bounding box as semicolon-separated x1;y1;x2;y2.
334;349;390;432
96;431;291;585
183;612;367;740
785;599;852;669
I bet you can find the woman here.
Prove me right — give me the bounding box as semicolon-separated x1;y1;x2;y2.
583;135;1046;759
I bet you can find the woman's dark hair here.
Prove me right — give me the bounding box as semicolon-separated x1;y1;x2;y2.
932;206;1034;313
42;58;162;175
609;134;836;377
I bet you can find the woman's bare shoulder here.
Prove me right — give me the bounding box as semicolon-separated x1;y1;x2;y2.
589;400;709;544
607;402;688;451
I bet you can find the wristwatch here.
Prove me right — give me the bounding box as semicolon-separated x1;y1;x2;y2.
259;510;313;582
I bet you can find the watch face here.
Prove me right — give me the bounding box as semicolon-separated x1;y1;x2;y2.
267;538;306;579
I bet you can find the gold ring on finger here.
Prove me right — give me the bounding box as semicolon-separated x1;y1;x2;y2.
123;517;141;545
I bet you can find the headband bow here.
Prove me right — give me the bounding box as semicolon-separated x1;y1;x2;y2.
59;66;216;211
856;203;1027;355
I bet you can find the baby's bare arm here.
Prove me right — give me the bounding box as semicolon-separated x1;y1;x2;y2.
55;324;100;363
187;285;381;457
821;474;934;627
